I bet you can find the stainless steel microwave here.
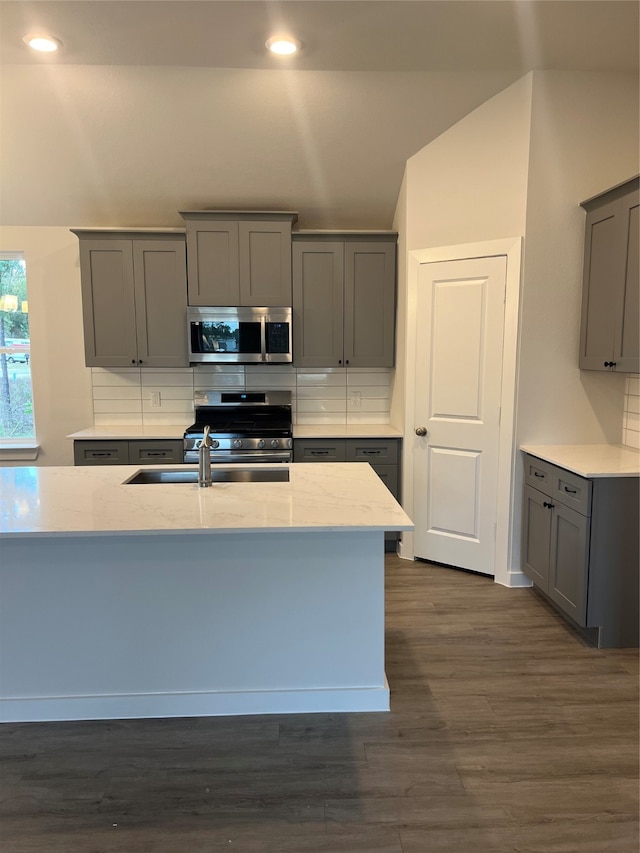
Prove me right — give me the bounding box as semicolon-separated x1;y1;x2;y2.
187;306;292;364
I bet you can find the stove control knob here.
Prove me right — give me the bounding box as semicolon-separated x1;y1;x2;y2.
257;439;265;449
233;439;243;449
210;439;220;449
270;439;280;448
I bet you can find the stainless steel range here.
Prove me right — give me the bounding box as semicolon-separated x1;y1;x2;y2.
184;390;293;464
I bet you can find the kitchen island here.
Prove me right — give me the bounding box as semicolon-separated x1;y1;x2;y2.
0;463;412;723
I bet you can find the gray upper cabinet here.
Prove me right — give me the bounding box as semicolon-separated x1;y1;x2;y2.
293;233;397;368
180;211;298;307
73;231;188;368
579;177;639;373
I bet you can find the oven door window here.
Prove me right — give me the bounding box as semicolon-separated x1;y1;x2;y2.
191;321;261;354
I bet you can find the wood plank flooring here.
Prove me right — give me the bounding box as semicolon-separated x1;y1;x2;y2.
1;554;638;852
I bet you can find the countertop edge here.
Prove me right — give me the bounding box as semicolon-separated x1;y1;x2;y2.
521;444;640;478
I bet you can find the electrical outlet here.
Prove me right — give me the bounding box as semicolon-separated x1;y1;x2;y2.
350;391;362;408
150;392;161;408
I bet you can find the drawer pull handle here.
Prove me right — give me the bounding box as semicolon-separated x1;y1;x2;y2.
563;486;577;494
533;471;544;478
91;452;111;457
362;450;381;455
145;452;165;457
310;450;329;456
543;501;555;509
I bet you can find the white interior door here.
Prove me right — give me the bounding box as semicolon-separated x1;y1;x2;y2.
413;256;507;575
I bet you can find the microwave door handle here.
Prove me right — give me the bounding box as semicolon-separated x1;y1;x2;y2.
260;317;266;362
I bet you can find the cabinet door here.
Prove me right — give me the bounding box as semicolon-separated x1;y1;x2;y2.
579;198;622;369
548;502;589;625
614;189;639;373
292;242;344;367
522;485;552;590
239;221;292;306
78;239;138;367
344;242;396;368
132;239;188;367
185;220;240;306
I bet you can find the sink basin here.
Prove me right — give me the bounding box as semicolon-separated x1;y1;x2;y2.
123;467;290;485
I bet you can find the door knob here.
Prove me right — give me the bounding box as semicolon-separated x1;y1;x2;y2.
415;426;428;436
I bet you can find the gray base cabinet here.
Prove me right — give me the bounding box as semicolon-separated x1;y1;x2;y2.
292;234;396;368
579;177;639;373
74;439;184;467
294;438;402;551
180;211;298;307
522;453;639;648
72;230;188;369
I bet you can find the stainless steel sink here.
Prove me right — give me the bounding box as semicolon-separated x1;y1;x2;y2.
123;467;290;485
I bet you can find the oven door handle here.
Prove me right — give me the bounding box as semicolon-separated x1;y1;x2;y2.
184;451;291;464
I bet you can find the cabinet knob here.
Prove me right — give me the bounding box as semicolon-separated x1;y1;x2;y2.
604;361;617;368
543;501;555;509
415;426;428;436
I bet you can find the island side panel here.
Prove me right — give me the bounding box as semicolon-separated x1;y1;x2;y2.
0;530;387;722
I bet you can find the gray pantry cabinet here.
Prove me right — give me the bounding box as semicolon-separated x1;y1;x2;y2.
180;211;298;307
72;230;188;368
579;176;639;373
292;233;396;368
294;437;402;551
521;453;639;648
74;439;184;466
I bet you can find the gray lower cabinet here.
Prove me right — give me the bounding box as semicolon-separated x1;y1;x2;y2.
292;234;396;368
579;177;639;373
74;439;184;466
180;211;298;307
522;453;639;647
294;438;402;550
72;230;188;368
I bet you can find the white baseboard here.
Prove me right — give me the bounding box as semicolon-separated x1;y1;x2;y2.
0;682;390;723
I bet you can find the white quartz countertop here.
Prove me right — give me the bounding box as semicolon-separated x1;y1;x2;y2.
68;426;190;440
0;463;413;539
521;444;640;478
68;424;403;440
293;424;402;439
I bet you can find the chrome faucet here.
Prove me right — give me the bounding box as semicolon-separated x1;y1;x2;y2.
198;424;212;488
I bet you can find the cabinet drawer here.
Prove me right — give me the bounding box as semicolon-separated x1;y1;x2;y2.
293;440;346;462
551;468;591;516
74;441;129;466
523;455;553;496
129;440;184;465
345;439;399;465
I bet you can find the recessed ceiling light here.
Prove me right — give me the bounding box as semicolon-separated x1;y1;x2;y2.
265;36;301;56
23;33;63;53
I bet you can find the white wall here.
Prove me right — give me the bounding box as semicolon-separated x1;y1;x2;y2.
0;227;92;466
516;71;639;447
404;73;533;251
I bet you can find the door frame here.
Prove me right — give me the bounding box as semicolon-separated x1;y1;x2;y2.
400;237;528;588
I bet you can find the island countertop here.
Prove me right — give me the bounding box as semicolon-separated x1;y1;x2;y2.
0;463;413;539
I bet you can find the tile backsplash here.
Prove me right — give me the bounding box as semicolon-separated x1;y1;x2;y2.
91;366;392;426
622;375;640;449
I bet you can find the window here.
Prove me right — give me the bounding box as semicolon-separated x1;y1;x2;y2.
0;254;34;441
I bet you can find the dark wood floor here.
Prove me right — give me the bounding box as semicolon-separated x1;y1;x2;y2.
1;554;638;853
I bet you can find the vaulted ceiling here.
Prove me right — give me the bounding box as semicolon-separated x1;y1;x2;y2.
1;1;638;228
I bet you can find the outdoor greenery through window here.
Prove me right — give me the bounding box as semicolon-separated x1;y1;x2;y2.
0;254;34;440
